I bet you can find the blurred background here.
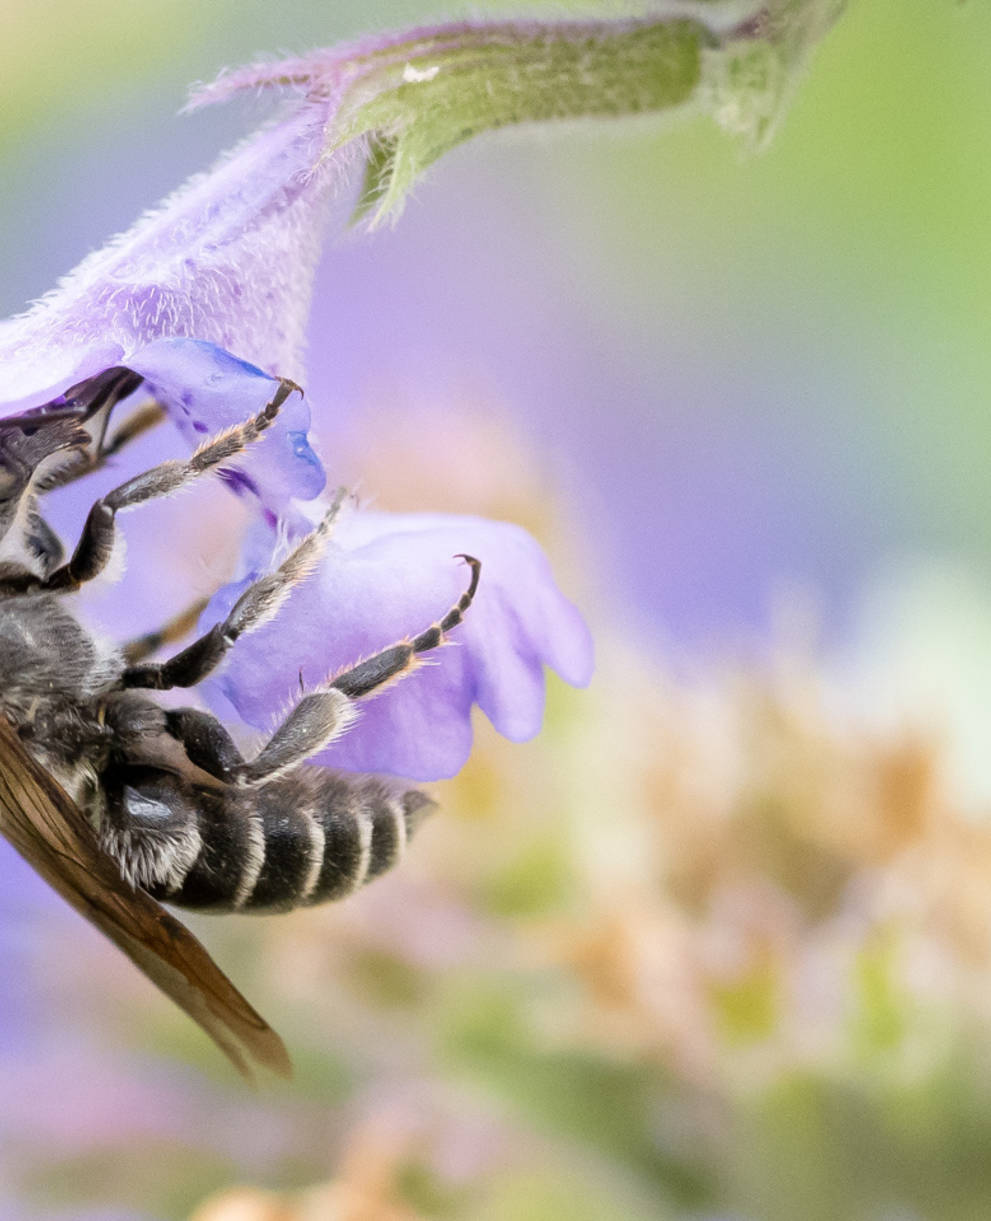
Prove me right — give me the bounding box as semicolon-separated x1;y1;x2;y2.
3;1;991;1218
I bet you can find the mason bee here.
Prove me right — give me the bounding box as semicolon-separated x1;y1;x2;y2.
0;370;479;1079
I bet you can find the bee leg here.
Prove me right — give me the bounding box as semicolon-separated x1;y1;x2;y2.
332;555;481;701
121;490;346;690
43;402;167;492
15;378;299;595
227;556;481;786
24;509;65;575
122;597;211;666
165;708;246;780
229;688;358;785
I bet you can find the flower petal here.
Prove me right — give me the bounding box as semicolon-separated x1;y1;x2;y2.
126;338;325;508
201;507;593;781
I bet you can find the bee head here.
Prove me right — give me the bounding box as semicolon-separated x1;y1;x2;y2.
0;412;90;554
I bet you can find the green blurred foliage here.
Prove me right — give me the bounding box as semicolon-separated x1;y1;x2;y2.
537;0;991;556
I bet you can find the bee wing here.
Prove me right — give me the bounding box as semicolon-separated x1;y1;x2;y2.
0;717;291;1081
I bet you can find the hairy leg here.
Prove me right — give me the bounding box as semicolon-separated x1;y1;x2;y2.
122;597;211;666
122;489;346;690
332;555;480;700
227;555;481;786
0;377;299;596
165;708;246;779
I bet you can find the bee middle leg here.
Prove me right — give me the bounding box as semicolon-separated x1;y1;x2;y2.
121;490;346;691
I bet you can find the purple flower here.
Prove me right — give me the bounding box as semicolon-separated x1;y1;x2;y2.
204;507;591;780
0;33;593;779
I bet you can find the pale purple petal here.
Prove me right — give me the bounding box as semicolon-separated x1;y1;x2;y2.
0;12;734;410
126;338;325;508
201;508;593;781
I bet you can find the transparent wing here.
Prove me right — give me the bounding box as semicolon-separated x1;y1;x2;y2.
0;716;291;1081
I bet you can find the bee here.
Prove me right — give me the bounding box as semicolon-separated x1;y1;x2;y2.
0;369;479;1079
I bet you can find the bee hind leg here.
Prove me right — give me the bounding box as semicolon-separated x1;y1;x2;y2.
331;555;481;702
124;547;480;787
227;555;481;786
165;708;246;780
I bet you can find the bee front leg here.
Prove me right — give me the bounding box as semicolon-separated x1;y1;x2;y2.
24;510;65;575
122;598;211;666
17;378;299;596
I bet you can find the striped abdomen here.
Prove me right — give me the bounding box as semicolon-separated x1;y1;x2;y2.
100;766;434;913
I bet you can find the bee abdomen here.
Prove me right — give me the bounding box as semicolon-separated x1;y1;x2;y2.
112;769;434;914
